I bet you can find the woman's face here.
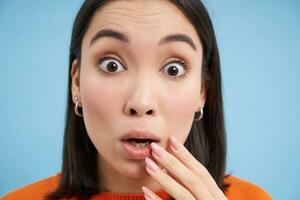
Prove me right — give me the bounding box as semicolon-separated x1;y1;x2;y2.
71;0;205;183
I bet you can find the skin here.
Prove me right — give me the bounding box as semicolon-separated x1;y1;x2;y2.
71;0;227;199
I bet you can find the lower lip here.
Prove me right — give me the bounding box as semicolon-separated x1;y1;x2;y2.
121;140;152;160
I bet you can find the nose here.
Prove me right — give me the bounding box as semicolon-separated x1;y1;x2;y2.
124;79;157;118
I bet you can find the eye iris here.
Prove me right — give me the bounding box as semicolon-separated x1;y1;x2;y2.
107;62;118;72
168;66;179;76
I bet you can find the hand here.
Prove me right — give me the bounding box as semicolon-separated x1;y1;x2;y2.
142;136;228;200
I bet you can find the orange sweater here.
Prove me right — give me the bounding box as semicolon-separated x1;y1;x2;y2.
1;172;272;200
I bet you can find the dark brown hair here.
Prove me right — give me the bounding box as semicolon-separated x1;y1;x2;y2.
45;0;230;199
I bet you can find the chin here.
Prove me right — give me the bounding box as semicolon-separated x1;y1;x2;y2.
121;161;150;179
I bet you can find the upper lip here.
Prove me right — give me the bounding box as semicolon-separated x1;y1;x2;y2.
121;128;160;142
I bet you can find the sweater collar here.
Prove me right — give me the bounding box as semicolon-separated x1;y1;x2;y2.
90;188;171;200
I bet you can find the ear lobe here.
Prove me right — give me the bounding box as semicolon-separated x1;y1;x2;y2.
71;59;80;99
200;85;206;107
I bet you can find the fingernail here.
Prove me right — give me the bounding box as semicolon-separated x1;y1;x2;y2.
145;157;159;172
169;136;181;151
142;186;156;199
151;142;165;158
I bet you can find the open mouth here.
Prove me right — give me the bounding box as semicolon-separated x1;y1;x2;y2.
126;138;155;148
120;138;155;160
120;129;160;156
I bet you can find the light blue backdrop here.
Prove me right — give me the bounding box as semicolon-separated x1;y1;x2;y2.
0;1;299;199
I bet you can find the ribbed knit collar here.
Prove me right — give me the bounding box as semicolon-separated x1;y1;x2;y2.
89;188;171;200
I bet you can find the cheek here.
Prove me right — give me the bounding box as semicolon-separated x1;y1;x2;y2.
163;81;200;144
79;69;122;148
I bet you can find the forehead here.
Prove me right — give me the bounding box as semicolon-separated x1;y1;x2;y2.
83;0;202;49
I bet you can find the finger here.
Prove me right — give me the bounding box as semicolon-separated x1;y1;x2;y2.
151;142;214;200
145;157;196;200
169;136;227;199
142;186;162;200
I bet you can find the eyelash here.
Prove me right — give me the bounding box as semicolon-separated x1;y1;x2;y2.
96;56;191;80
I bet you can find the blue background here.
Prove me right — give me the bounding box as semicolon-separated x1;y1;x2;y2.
0;1;299;199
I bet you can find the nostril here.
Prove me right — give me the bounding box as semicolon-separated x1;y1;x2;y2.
129;108;153;115
130;108;136;115
146;110;153;115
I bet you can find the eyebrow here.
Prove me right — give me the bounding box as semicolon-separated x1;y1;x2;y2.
90;28;197;51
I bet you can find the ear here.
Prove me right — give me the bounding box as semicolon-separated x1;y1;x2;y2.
199;83;206;109
71;58;80;104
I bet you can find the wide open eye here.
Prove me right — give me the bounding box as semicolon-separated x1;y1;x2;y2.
98;57;126;73
161;60;187;78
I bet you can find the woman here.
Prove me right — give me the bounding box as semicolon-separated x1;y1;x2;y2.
1;0;272;200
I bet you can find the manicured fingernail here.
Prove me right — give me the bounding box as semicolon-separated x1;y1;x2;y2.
142;186;156;199
169;136;181;151
151;142;165;158
145;157;159;172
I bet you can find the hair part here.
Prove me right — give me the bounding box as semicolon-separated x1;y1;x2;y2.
45;1;230;199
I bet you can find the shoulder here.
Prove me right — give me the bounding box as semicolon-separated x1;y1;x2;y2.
1;172;61;200
224;175;272;200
